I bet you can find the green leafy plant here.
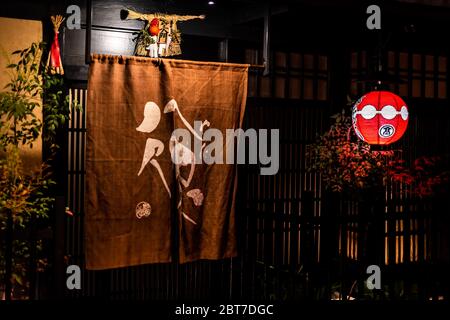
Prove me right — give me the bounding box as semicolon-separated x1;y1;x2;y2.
0;42;76;299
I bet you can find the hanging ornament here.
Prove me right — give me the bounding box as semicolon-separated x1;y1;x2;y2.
121;8;205;57
47;15;65;75
352;91;409;145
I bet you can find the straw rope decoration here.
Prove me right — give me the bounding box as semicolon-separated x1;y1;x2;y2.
47;15;65;74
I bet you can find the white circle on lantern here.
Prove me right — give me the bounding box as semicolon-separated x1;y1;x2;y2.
378;124;395;138
360;105;377;119
380;105;397;120
400;106;409;120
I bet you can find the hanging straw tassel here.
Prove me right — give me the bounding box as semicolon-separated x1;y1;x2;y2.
47;15;65;75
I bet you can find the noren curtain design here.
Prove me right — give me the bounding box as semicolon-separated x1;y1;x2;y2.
85;54;248;269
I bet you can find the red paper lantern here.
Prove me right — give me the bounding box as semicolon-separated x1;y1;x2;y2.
352;91;409;145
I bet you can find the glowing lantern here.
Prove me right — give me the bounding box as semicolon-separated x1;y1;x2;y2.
149;18;160;36
352;91;409;145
